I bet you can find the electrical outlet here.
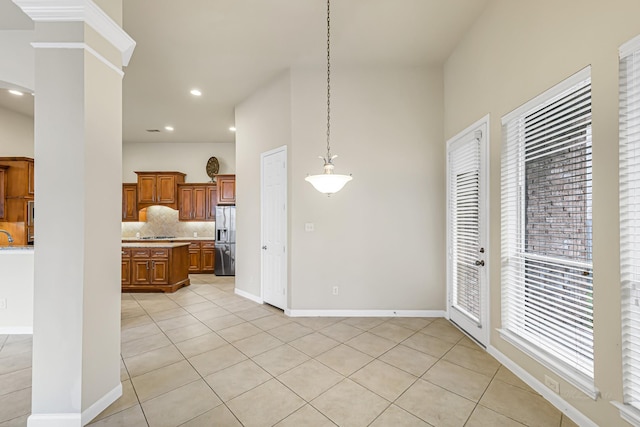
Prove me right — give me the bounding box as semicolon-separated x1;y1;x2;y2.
0;298;6;310
305;223;315;232
332;286;339;295
544;375;560;393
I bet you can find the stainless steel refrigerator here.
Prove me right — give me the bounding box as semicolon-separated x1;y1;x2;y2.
215;206;236;276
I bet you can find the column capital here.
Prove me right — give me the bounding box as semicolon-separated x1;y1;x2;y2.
12;0;135;66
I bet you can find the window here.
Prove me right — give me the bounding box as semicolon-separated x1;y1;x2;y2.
619;34;640;420
500;67;596;396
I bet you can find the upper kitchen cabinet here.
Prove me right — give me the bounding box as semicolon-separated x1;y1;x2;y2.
0;166;7;219
178;183;217;221
122;183;139;222
0;157;34;199
216;174;236;205
0;158;35;245
135;171;186;210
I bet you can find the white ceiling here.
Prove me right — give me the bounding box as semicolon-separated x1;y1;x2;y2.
0;0;489;144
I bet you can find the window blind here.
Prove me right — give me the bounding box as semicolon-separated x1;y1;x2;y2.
501;68;594;382
620;35;640;410
449;137;481;323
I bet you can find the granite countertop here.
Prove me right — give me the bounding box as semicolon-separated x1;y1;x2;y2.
0;245;35;252
122;242;191;248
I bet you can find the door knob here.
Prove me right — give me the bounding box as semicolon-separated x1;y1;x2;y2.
475;260;485;266
262;245;267;250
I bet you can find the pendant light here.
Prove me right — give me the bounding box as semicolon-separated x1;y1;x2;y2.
305;0;352;195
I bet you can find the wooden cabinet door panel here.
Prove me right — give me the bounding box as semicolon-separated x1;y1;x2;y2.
179;187;193;220
122;184;138;221
138;176;156;204
217;176;236;205
122;259;131;285
0;167;6;219
151;260;169;284
206;186;217;220
193;187;207;220
202;248;215;272
132;260;150;285
28;160;34;196
188;249;201;272
157;175;177;204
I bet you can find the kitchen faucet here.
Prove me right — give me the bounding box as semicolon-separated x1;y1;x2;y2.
0;230;14;246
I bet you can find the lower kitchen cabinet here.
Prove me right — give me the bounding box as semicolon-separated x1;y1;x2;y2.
201;241;215;272
188;242;201;273
122;248;131;285
121;244;190;292
187;240;215;273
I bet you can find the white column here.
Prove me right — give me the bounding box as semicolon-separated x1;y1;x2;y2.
11;2;135;425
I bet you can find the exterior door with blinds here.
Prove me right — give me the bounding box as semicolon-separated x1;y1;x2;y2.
447;118;488;346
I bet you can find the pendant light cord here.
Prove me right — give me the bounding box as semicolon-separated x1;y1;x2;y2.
326;0;332;160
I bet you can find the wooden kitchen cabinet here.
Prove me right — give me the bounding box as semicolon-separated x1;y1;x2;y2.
186;240;215;273
188;241;201;272
0;166;7;220
178;183;217;221
0;157;34;198
207;185;218;219
216;174;236;205
135;171;186;209
122;183;139;222
122;244;190;292
0;157;34;245
201;241;215;272
121;248;131;285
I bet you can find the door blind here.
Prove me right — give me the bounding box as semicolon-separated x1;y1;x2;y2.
620;36;640;409
501;68;594;380
449;137;481;323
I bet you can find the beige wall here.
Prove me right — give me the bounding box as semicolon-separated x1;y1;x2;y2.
444;0;640;425
289;66;444;311
0;30;33;91
0;106;33;157
122;141;235;183
235;71;292;299
235;65;445;312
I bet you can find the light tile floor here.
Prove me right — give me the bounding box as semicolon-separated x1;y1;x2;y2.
0;275;581;427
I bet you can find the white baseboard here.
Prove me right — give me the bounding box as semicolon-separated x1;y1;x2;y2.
27;382;122;426
28;414;81;427
285;309;446;318
234;288;263;304
0;327;33;334
81;382;122;425
487;345;597;427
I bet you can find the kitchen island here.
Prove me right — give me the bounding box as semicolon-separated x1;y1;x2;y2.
122;242;190;293
0;246;34;333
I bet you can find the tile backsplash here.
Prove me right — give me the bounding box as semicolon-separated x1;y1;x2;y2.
121;205;215;238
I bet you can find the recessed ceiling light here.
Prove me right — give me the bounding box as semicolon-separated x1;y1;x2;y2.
8;90;23;96
229;126;236;132
190;89;202;96
164;126;174;132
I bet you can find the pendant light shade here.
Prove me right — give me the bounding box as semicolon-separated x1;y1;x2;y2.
305;158;353;194
306;0;352;195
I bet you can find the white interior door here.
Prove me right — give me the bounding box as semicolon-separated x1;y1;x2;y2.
261;146;287;310
446;117;489;346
